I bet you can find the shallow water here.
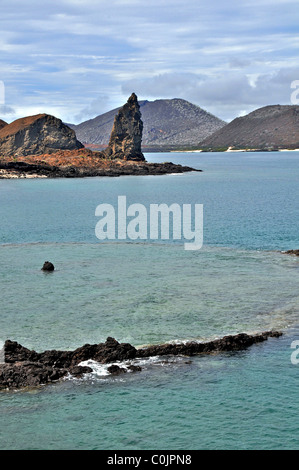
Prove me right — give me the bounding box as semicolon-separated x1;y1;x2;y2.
0;151;298;449
0;242;298;351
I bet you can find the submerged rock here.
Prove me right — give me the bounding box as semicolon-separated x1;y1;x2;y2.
127;364;142;372
107;364;127;375
284;249;299;256
0;331;282;390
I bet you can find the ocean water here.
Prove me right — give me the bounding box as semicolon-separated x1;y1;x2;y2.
0;151;299;450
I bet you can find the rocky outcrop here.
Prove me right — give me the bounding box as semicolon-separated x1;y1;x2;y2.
3;336;137;367
104;93;145;161
0;362;90;389
0;331;282;389
0;114;84;157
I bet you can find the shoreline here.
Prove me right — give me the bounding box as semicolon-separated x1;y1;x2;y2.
0;160;201;179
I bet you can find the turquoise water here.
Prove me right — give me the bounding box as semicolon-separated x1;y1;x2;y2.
0;151;299;450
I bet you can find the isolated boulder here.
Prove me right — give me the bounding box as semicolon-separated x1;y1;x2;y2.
41;261;55;271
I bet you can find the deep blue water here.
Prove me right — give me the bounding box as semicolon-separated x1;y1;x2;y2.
0;151;298;450
0;151;298;251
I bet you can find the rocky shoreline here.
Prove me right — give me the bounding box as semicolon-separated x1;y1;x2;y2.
0;94;202;178
0;160;201;178
0;331;282;390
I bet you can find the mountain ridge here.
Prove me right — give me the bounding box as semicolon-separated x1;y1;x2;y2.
70;98;226;151
199;104;299;151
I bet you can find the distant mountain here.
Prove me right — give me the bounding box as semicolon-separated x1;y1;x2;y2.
70;98;226;151
199;105;299;151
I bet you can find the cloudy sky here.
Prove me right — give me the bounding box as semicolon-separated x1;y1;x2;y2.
1;0;299;124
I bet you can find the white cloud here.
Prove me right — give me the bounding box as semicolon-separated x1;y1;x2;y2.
122;67;299;121
1;0;299;123
74;95;110;122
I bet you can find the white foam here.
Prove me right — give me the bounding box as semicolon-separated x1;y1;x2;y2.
74;354;190;382
78;359;110;376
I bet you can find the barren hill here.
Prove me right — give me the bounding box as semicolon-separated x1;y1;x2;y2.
0;114;84;156
70;98;226;151
199;105;299;151
0;119;7;130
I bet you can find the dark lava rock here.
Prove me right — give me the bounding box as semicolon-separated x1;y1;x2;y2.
68;365;93;378
42;261;55;271
69;337;137;366
107;364;127;375
0;362;69;389
0;331;282;390
3;337;137;369
127;365;142;372
284;249;299;256
135;331;283;358
105;93;145;161
0;159;201;179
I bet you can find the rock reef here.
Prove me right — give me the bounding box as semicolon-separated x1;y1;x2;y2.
0;331;282;390
284;249;299;256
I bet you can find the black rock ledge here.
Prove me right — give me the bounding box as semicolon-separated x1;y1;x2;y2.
0;331;282;390
0;160;201;178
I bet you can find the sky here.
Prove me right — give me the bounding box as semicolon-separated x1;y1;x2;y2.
1;0;299;124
